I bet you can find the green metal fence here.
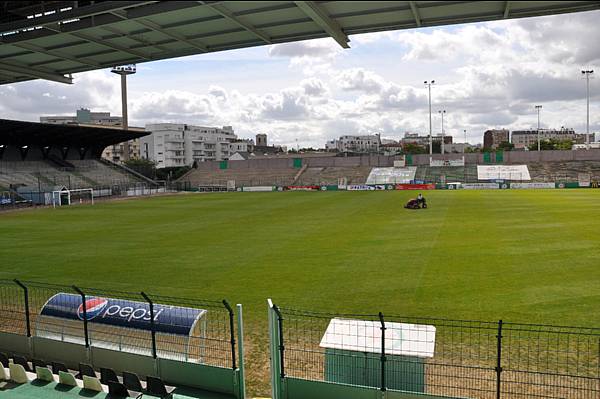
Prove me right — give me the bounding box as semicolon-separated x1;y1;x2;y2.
268;301;600;399
0;279;246;398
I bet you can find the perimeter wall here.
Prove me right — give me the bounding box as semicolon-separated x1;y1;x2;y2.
192;150;600;171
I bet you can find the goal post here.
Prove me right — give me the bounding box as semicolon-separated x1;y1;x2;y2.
52;188;94;208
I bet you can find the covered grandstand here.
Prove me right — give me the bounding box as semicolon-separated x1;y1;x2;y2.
0;119;157;206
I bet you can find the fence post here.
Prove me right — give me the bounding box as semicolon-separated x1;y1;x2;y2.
140;292;157;359
236;304;246;399
72;286;89;348
496;319;503;399
272;304;285;378
13;280;31;337
267;300;281;399
223;300;237;370
378;312;387;392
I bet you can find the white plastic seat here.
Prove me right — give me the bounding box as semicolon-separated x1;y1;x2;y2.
35;366;55;382
83;375;103;392
58;370;77;387
0;366;7;381
9;363;28;384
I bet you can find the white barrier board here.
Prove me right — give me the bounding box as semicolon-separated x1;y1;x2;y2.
511;182;555;189
242;186;275;192
430;157;465;167
463;183;499;190
347;185;375;191
477;165;531;181
366;167;416;184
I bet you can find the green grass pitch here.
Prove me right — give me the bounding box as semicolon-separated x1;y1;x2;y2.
1;189;599;328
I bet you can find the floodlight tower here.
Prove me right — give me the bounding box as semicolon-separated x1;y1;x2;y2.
438;110;446;154
111;64;136;161
535;105;542;151
424;80;435;154
582;69;594;147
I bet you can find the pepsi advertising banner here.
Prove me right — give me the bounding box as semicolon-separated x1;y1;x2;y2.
41;293;206;336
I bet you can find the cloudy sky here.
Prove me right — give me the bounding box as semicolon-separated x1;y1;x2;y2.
1;9;599;148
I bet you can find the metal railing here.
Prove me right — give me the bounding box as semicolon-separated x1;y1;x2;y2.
0;279;237;369
271;305;600;399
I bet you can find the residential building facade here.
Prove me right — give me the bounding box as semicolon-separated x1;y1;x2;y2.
40;108;140;161
483;129;509;149
511;128;593;149
326;134;381;153
40;108;123;126
400;133;452;146
141;123;238;168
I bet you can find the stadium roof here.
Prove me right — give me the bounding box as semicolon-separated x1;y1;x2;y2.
1;1;599;85
0;119;148;147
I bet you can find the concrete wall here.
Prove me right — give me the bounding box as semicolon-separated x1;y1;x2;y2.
190;150;600;173
0;332;237;395
284;377;461;399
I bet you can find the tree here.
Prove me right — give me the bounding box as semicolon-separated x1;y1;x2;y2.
527;139;573;151
555;139;573;150
497;141;514;151
124;158;156;178
402;143;427;154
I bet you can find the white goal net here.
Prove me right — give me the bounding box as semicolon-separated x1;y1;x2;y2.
52;188;94;208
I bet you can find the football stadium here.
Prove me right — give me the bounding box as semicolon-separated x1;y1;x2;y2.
1;2;600;399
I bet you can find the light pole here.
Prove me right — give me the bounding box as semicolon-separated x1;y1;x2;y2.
438;110;446;154
463;129;467;153
424;80;435;154
111;64;136;161
582;69;594;147
535;105;542;151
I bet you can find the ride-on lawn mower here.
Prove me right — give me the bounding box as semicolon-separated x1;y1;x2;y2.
404;197;427;209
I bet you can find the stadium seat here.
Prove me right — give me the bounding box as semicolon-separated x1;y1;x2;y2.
146;376;175;398
108;380;134;397
35;366;55;382
52;361;68;375
100;367;120;385
32;359;47;369
11;355;32;372
9;363;29;384
123;371;144;391
83;375;103;392
0;352;8;367
0;364;7;381
77;362;96;379
58;370;77;387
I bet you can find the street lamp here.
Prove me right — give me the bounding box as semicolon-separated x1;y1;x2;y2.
582;69;594;147
535;105;542;151
438;110;446;154
424;80;435;154
111;64;136;161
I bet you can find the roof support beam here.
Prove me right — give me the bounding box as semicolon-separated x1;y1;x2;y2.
68;31;152;60
109;9;209;52
294;1;349;48
101;25;170;53
504;1;511;18
199;2;272;44
0;61;72;84
409;1;422;27
11;42;102;68
0;1;158;35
